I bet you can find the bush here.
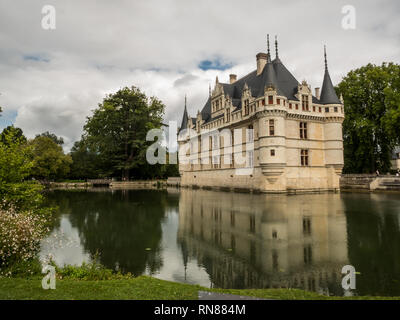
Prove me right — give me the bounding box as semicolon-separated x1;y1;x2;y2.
0;206;51;269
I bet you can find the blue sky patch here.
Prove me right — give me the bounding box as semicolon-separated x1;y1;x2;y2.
23;54;50;63
0;109;17;131
198;58;233;71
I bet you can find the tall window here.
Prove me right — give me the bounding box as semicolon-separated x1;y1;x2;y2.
247;125;254;142
300;122;308;139
302;95;309;111
268;95;273;104
244;99;249;115
230;211;235;226
213;155;220;169
303;216;312;235
250;215;255;233
301;149;309;166
213;135;219;149
304;245;312;265
226;109;230;122
269;119;275;136
247;150;254;168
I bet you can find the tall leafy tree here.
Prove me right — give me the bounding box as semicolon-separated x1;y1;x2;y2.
35;131;64;145
29;136;72;181
83;86;165;180
69;138;103;179
337;63;400;173
0;126;27;145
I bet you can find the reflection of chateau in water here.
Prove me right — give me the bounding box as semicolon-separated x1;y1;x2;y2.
177;189;349;294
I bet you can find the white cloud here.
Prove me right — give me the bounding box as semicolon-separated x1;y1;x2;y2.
0;0;398;151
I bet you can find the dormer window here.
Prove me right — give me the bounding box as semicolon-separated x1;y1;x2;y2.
244;99;249;115
302;95;309;111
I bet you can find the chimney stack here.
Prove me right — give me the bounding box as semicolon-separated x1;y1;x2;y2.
315;87;320;100
229;74;237;84
256;53;268;76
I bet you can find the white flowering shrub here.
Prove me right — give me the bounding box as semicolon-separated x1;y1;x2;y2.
0;206;50;268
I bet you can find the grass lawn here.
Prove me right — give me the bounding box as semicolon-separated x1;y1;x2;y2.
0;276;398;300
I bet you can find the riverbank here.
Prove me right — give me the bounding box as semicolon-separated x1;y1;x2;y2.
45;175;400;193
1;275;399;300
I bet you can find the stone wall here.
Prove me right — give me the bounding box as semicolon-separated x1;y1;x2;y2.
109;180;166;189
340;174;400;192
46;182;93;189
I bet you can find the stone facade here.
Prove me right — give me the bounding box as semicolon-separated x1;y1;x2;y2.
178;39;344;193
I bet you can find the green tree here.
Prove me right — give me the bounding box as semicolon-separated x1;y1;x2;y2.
0;129;44;211
83;86;165;180
35;131;64;145
69;138;103;179
29;136;72;181
337;63;400;173
1;126;27;145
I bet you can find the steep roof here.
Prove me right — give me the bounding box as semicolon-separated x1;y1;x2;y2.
179;102;189;132
319;47;341;105
182;42;340;126
319;69;341;104
198;56;300;124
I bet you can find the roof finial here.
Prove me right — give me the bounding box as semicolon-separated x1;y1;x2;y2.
275;35;279;58
184;94;187;108
267;34;270;57
324;45;328;70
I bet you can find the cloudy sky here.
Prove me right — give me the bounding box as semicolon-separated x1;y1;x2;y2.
0;0;399;151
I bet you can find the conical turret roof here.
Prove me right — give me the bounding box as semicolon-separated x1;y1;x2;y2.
319;46;341;105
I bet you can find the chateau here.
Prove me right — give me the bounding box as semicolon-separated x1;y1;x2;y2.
178;37;344;193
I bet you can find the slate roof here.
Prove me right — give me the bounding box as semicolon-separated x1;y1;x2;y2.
179;104;189;132
320;48;341;105
180;47;341;128
320;68;341;104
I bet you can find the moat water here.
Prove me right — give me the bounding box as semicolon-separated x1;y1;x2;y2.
40;188;400;296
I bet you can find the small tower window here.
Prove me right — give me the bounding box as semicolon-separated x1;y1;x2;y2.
325;107;329;113
268;96;273;104
289;103;292;109
269;119;275;136
270;149;275;156
277;98;280;105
